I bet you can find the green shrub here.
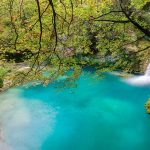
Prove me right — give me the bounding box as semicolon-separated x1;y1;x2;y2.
0;67;9;88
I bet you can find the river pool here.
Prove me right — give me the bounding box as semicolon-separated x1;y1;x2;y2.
0;72;150;150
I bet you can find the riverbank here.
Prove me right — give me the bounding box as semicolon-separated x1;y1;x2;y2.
0;62;30;93
0;60;149;93
111;71;133;78
0;65;134;93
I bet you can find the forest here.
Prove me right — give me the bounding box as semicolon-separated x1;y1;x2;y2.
0;0;150;89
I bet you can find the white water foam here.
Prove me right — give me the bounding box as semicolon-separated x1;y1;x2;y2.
126;64;150;86
0;89;57;150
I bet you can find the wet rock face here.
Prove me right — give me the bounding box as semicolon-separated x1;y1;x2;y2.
0;78;3;88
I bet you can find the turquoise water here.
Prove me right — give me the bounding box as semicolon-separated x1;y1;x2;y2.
0;71;150;150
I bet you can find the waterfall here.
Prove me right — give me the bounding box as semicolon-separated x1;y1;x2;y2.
125;64;150;86
145;64;150;76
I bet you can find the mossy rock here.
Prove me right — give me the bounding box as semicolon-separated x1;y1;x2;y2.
0;78;3;88
144;98;150;114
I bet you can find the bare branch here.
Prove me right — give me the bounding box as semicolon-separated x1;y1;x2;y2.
9;0;19;50
94;19;130;23
119;0;150;37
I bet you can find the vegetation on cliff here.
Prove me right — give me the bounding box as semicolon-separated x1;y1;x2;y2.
0;0;150;89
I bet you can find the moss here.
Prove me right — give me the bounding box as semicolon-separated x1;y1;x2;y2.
144;98;150;114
